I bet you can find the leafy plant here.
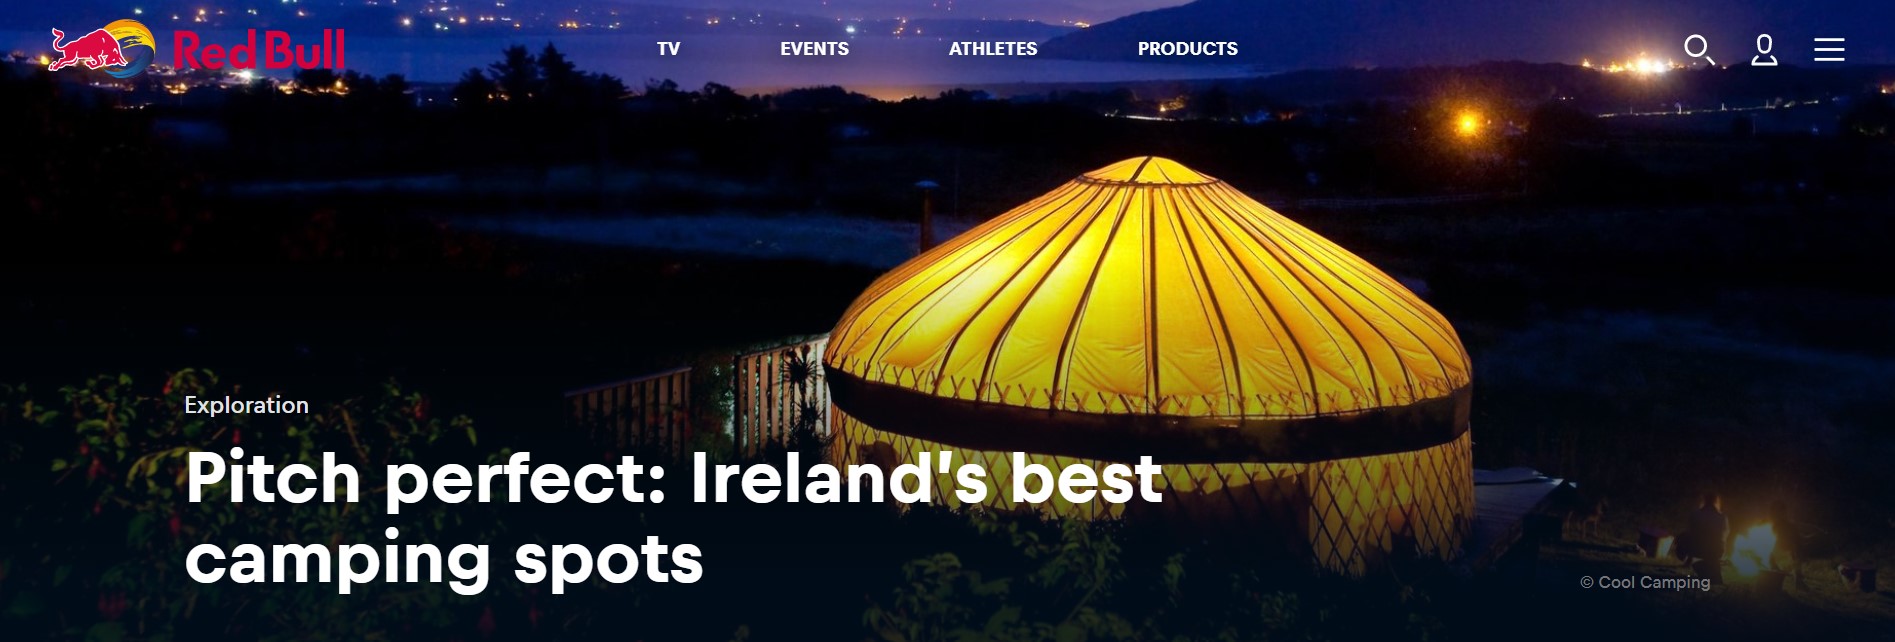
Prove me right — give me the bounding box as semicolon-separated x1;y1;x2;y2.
864;517;1146;642
0;370;508;640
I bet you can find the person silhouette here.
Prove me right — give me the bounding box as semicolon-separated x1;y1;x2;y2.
1770;500;1806;588
1752;34;1778;66
1677;493;1729;583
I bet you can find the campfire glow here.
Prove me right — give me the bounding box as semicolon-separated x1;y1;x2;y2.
1730;522;1778;577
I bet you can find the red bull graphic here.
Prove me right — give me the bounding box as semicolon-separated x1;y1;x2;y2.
173;30;346;71
48;20;156;79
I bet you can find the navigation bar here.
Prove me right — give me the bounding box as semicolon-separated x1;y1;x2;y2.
634;39;1244;59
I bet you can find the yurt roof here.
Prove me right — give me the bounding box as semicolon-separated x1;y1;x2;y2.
825;157;1470;463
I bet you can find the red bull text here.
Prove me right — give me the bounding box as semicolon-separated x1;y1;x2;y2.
173;29;346;70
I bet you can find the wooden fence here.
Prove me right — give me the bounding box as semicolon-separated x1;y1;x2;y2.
732;336;831;457
563;336;832;459
565;366;693;457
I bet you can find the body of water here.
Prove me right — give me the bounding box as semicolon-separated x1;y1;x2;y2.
8;31;1256;98
458;212;977;270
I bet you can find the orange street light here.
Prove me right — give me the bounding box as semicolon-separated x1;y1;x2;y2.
1455;111;1483;137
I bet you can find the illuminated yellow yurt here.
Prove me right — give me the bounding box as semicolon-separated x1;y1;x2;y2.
824;157;1473;574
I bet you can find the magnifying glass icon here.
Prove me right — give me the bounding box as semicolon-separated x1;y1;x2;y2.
1684;34;1716;66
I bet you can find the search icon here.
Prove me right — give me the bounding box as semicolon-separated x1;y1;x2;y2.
1684;34;1716;66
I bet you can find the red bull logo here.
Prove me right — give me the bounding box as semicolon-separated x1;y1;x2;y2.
173;30;346;71
48;20;156;78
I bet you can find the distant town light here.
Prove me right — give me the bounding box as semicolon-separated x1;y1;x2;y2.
1456;111;1483;137
1633;58;1671;74
1586;53;1682;76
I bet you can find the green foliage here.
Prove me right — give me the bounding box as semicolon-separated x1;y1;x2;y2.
0;371;503;640
863;517;1158;642
1840;91;1895;140
858;510;1473;642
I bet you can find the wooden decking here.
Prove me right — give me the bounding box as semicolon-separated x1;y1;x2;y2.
1466;467;1566;571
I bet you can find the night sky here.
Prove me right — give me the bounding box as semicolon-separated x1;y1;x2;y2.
747;0;1891;28
746;0;1895;63
7;0;1891;64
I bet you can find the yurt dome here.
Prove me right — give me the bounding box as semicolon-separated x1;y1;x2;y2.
824;157;1473;574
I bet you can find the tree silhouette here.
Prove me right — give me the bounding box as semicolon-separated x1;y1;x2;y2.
292;67;340;93
699;82;756;120
1840;92;1894;140
452;67;497;106
454;44;626;111
489;45;538;102
537;44;578;91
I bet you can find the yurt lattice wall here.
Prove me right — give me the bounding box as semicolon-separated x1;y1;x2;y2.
831;414;1471;575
